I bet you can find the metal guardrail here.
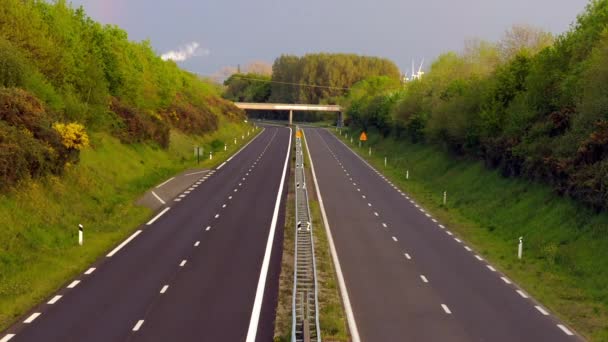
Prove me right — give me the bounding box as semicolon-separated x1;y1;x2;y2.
292;127;321;342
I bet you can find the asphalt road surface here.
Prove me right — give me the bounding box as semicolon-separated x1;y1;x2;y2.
3;125;291;342
304;127;582;342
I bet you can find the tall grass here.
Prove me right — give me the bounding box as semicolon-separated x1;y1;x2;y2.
0;120;255;330
337;127;608;341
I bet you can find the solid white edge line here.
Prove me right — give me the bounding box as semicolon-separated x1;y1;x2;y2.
557;324;574;336
150;191;166;205
216;161;227;170
302;129;361;342
184;170;208;176
106;230;142;257
146;207;171;226
24;312;41;323
245;127;291;342
155;177;175;189
48;295;62;304
0;334;15;342
132;320;144;331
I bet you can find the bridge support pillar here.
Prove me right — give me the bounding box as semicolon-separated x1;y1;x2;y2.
289;110;293;126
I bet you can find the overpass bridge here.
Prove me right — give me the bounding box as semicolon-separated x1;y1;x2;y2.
234;102;343;126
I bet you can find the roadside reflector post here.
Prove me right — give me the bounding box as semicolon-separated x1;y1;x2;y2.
242;135;244;140
78;224;83;246
350;137;353;144
406;170;409;180
385;157;387;167
518;237;523;259
369;147;371;156
234;138;237;144
224;144;227;151
209;151;213;160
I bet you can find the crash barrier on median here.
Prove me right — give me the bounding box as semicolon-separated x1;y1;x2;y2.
292;127;321;342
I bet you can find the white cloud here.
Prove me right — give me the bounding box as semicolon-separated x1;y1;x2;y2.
161;42;209;62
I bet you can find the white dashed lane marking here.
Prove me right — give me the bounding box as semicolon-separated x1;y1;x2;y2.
85;267;96;275
404;253;412;260
180;260;187;267
24;312;41;324
0;334;15;342
535;306;549;316
48;295;62;304
517;290;529;298
441;304;452;314
132;320;145;331
557;324;574;336
160;285;169;294
67;280;80;288
420;275;429;283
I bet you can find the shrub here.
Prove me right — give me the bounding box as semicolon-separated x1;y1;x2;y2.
52;122;89;150
110;98;170;148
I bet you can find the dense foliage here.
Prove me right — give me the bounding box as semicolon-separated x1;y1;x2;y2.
346;1;608;211
270;53;401;104
0;0;244;189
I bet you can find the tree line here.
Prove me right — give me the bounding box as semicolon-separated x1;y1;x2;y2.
0;0;243;189
346;0;608;212
223;53;401;105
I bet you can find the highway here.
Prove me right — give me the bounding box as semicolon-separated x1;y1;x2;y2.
3;125;291;342
303;127;581;342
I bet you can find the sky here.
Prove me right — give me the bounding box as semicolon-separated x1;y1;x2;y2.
69;0;590;77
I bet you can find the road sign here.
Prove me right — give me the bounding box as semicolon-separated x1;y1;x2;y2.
360;132;367;141
296;130;302;138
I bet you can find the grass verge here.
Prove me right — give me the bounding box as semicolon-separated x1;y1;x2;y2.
335;127;608;341
0;119;259;331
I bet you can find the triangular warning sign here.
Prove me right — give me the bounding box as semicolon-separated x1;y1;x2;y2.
359;132;367;141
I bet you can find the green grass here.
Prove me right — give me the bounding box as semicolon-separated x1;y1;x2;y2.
0;119;259;330
335;127;608;341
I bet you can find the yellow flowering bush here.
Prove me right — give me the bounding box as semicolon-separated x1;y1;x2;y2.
52;122;90;150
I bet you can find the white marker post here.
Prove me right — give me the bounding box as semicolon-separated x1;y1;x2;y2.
443;191;447;205
384;157;387;167
406;170;409;180
369;147;371;156
351;137;353;144
518;237;523;259
234;138;237;144
209;152;213;160
224;144;227;151
78;224;83;246
242;135;244;140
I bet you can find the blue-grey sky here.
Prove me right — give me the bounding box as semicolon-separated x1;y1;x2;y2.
70;0;589;77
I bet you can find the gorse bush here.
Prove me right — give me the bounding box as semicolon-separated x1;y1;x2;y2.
0;0;245;189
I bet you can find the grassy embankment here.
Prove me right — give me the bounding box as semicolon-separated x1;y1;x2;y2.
336;127;608;341
274;130;348;342
0;120;259;330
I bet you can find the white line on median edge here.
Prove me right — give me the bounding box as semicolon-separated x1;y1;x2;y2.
245;127;291;342
216;161;227;170
146;207;171;226
106;230;142;257
185;170;208;176
302;129;361;342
